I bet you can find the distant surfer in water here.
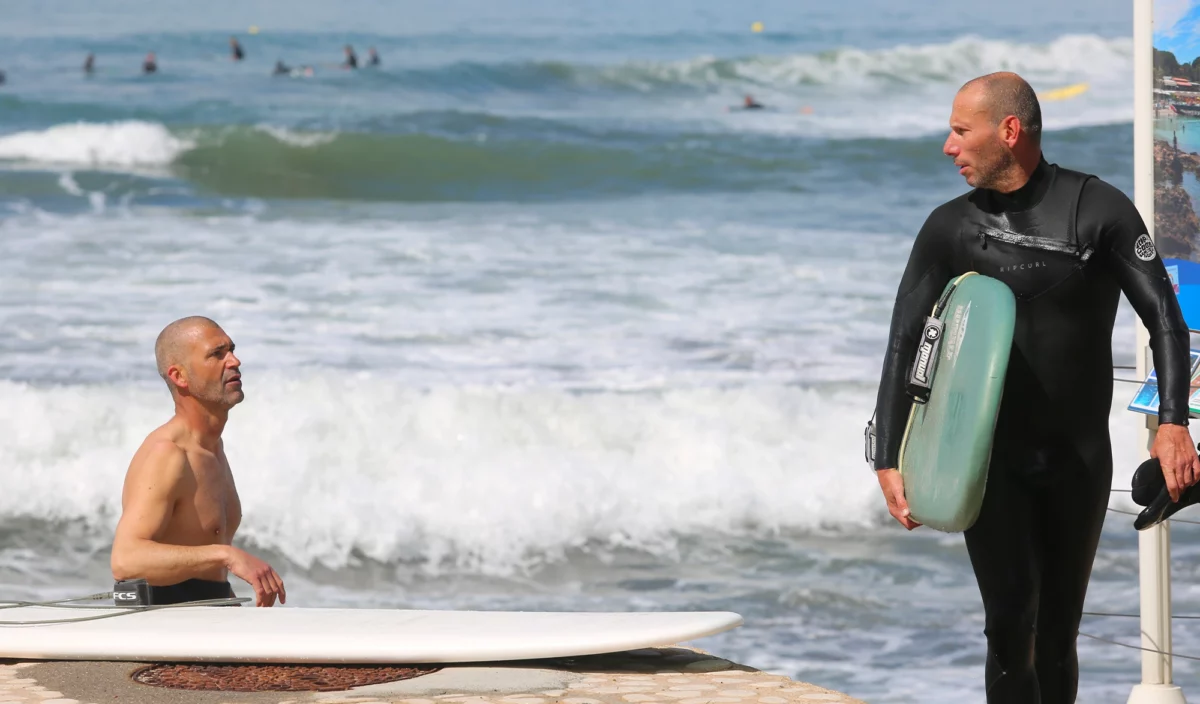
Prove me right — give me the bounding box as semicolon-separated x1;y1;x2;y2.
111;317;286;608
83;53;95;75
367;47;380;67
727;95;766;113
273;61;314;78
230;36;245;61
142;52;157;74
871;72;1197;702
342;45;358;69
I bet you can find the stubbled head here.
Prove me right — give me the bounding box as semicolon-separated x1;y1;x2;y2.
943;71;1042;189
154;316;243;408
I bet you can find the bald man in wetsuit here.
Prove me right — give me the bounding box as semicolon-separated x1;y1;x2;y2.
111;317;285;607
872;72;1200;702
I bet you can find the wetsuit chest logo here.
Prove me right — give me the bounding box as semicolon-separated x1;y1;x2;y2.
998;261;1047;273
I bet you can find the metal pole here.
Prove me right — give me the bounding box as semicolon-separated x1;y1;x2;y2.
1129;492;1183;703
1128;0;1184;701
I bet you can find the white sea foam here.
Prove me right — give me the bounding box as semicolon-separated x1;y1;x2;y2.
0;376;882;574
0;212;906;385
616;34;1130;90
0;121;192;167
254;124;338;148
0;208;918;574
630;34;1135;138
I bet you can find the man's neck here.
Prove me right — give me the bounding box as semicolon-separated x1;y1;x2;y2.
989;149;1043;195
174;400;228;450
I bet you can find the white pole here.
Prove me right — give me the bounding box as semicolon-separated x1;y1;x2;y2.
1130;516;1183;703
1128;0;1185;701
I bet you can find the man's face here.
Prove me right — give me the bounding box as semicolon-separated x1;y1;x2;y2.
183;325;243;407
943;86;1013;189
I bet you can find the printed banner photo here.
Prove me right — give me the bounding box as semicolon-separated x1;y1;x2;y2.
1155;1;1200;329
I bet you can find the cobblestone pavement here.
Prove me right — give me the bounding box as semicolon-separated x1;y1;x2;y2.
0;647;867;704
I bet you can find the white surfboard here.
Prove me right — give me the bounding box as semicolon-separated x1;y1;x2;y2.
0;607;743;663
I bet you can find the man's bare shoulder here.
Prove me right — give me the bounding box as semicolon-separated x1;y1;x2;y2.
124;425;193;492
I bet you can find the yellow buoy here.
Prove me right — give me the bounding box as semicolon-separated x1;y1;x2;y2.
751;21;764;33
248;25;260;35
1037;82;1089;101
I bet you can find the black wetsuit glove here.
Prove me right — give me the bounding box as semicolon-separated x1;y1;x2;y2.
1131;443;1200;529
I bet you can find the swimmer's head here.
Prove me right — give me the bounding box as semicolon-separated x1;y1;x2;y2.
944;72;1042;190
154;316;244;408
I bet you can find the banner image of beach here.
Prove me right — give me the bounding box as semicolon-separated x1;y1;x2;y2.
1155;0;1200;327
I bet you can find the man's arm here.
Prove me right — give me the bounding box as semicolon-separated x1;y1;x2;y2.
873;205;957;528
875;206;958;466
1085;179;1198;499
1088;181;1191;422
110;441;231;584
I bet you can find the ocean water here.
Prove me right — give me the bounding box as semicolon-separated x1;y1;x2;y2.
0;0;1194;701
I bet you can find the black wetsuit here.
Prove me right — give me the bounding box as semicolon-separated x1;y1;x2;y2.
149;578;236;605
873;158;1191;703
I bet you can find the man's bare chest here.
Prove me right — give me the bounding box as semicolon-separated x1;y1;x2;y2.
181;454;242;542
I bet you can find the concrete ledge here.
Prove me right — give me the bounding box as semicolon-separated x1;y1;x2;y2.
1;647;867;704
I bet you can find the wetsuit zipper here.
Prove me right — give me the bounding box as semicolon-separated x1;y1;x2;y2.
978;228;1093;261
976;228;1095;301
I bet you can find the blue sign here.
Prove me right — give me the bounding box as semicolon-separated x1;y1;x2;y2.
1165;259;1200;329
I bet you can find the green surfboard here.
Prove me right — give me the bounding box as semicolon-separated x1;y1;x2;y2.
899;273;1015;533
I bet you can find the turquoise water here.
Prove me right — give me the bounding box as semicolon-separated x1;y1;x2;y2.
1;1;1189;702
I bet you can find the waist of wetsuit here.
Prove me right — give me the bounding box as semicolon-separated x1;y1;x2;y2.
148;578;237;606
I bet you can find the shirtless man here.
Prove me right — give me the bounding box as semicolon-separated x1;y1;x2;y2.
111;316;286;607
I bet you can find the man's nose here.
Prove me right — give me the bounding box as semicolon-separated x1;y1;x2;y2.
943;134;958;157
228;352;241;368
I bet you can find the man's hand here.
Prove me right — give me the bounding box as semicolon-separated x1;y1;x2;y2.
1151;423;1200;503
225;547;287;607
877;468;921;530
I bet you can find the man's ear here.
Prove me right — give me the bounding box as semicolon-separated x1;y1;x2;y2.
999;115;1021;148
166;364;189;391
